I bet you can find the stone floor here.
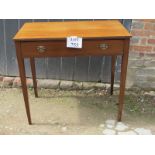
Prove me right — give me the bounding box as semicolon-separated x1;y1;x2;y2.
101;119;152;135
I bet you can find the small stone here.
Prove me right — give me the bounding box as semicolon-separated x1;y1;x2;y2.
99;124;105;128
12;77;32;88
134;128;152;135
144;91;155;97
115;122;128;131
105;84;111;89
72;82;83;90
102;129;116;135
38;79;60;89
106;84;119;91
98;90;107;96
94;83;106;89
87;89;94;93
13;77;21;87
105;120;116;126
113;84;120;90
61;126;67;132
106;124;114;129
118;131;137;135
82;82;96;90
141;99;144;102
2;77;15;88
60;81;73;89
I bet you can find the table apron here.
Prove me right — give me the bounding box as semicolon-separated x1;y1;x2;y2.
20;39;124;58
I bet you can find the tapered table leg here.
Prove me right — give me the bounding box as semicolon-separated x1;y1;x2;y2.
30;57;38;97
15;42;32;125
110;56;116;95
117;39;130;122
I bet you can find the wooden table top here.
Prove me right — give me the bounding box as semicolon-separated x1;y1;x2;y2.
13;20;131;41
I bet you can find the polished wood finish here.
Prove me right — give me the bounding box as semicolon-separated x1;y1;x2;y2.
30;57;38;97
14;20;131;124
110;56;116;95
13;20;131;41
21;39;124;58
15;42;32;125
118;39;130;121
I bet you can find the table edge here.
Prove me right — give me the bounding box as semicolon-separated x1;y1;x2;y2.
13;36;132;41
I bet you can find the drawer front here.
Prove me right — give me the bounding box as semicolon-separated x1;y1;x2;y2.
21;40;124;57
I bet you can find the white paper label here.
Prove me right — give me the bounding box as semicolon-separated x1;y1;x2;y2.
67;36;82;48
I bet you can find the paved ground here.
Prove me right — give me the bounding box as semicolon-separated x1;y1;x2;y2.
0;88;155;135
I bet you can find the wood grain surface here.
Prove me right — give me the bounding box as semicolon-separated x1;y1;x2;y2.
14;20;131;40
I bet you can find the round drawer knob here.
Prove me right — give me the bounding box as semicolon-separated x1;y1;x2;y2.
37;46;46;53
99;44;109;50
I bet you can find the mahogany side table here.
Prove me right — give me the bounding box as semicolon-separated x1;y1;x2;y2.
13;20;131;125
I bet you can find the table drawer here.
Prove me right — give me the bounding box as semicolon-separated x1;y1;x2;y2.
21;39;124;57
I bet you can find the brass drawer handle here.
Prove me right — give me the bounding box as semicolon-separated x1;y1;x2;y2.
37;46;46;53
99;44;109;50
